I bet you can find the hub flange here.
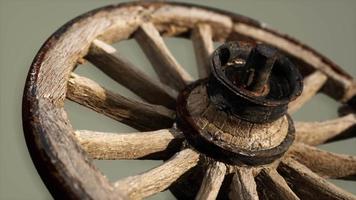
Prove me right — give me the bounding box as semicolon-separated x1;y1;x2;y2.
177;41;303;165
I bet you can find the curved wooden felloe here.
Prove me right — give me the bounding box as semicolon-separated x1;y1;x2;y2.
22;1;356;199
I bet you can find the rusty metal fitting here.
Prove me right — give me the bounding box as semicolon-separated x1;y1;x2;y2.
207;41;303;123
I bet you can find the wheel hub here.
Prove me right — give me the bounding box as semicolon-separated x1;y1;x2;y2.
177;41;303;165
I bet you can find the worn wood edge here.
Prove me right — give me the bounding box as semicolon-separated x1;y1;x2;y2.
22;3;147;199
151;3;233;41
134;22;193;90
157;1;352;91
287;143;356;180
195;161;226;200
279;158;356;200
22;3;236;197
22;101;126;200
294;114;356;145
20;3;243;198
114;148;200;200
343;81;356;103
147;1;353;94
74;129;184;160
191;23;214;79
229;167;259;200
256;168;300;200
66;73;175;131
288;71;328;113
86;39;177;108
22;1;354;199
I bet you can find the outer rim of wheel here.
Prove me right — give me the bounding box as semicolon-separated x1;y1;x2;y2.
22;1;355;200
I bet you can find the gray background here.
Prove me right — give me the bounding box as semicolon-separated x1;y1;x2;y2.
0;0;355;199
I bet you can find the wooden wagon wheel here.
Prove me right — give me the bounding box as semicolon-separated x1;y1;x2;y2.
22;2;356;200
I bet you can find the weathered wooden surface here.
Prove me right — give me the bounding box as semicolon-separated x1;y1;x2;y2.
295;114;356;145
279;158;356;200
288;143;356;180
86;39;177;108
135;22;193;90
191;24;214;78
288;71;328;113
256;168;300;200
22;2;356;199
23;103;126;200
115;148;200;200
23;3;153;199
187;84;289;151
195;161;226;200
67;73;175;131
151;4;232;40
229;167;259;200
75;129;184;160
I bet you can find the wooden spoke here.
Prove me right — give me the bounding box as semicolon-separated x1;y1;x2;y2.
195;161;226;200
74;129;184;160
295;114;356;145
229;167;259;200
114;148;200;200
279;158;356;200
134;22;193;90
191;24;214;78
67;73;175;131
256;169;300;200
288;143;356;180
86;39;177;109
288;71;328;113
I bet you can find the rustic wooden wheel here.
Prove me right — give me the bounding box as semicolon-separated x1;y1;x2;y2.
22;2;356;200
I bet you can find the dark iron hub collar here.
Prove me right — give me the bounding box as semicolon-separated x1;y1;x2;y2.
208;41;303;123
177;41;303;165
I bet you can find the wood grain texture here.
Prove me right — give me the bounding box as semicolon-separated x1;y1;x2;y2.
288;143;356;180
229;167;259;200
22;2;356;199
191;24;214;78
187;84;289;151
195;161;226;200
23;103;126;200
288;71;328;113
279;158;356;200
115;148;200;200
134;22;193;90
86;39;177;108
151;4;233;41
67;73;175;131
22;4;152;199
295;114;356;145
256;169;300;200
75;129;184;160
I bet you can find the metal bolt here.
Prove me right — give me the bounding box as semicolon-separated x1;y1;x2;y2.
243;44;278;93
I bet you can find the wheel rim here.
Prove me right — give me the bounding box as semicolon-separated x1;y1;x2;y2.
22;1;356;199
